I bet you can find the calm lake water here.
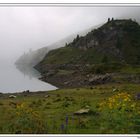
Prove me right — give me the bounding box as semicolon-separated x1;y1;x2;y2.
0;60;57;93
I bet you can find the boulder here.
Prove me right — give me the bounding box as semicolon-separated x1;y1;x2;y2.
64;81;70;85
112;88;118;92
74;108;90;115
88;74;111;85
9;95;16;98
45;95;50;98
46;70;56;77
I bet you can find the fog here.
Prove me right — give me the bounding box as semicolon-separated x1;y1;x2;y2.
0;6;140;62
1;6;140;93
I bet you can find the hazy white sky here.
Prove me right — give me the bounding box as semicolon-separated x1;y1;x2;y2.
0;6;140;62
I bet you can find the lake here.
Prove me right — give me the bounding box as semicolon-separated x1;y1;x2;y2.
0;60;57;93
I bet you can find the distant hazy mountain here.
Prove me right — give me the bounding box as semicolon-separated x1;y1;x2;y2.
15;47;48;67
15;24;101;68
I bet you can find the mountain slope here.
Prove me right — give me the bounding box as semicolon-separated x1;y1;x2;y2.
38;19;140;66
15;24;100;70
35;19;140;88
15;47;49;67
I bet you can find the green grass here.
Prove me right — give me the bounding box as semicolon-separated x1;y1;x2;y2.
0;83;139;134
40;47;83;64
57;70;74;75
120;65;140;74
39;47;120;65
85;63;140;75
38;19;140;66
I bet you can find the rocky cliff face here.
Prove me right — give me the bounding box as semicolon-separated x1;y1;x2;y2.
67;19;140;64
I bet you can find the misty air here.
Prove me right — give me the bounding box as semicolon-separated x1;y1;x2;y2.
0;5;140;134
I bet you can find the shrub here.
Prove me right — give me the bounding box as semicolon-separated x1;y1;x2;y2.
8;103;47;134
98;92;139;133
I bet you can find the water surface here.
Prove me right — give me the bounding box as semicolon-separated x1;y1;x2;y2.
0;60;57;93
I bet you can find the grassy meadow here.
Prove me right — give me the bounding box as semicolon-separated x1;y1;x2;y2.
0;83;139;134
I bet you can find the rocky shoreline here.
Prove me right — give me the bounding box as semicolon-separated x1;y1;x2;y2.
35;64;140;88
31;19;140;89
0;90;49;98
35;64;112;88
39;72;113;88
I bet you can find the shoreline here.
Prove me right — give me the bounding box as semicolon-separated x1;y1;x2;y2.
35;62;140;89
1;82;139;96
0;90;53;98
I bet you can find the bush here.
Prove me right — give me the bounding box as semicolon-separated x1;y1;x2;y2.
98;92;139;133
8;103;47;134
88;63;123;74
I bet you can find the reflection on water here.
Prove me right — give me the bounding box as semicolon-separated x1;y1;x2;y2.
15;64;41;79
0;61;57;93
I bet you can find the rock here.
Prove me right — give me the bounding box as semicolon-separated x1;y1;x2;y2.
88;74;111;85
46;70;56;77
112;88;117;92
9;95;16;98
86;74;90;78
74;108;90;115
64;81;70;85
45;95;49;98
